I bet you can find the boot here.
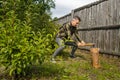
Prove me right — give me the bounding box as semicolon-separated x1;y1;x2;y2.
70;46;77;58
90;48;100;68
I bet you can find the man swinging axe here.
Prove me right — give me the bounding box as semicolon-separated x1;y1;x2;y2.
51;16;94;63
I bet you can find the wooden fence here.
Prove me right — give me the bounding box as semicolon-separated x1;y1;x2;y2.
55;0;120;56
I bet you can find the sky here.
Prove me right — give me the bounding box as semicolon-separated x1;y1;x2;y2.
51;0;99;18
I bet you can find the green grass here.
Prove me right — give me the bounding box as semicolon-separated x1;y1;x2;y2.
0;48;120;80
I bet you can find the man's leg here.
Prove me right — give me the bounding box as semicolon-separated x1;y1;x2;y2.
65;41;78;58
70;46;77;58
51;38;65;62
52;46;65;58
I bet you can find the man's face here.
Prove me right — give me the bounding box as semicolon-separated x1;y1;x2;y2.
71;19;80;27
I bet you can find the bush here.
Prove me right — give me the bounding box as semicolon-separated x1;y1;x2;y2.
0;0;58;79
0;10;57;78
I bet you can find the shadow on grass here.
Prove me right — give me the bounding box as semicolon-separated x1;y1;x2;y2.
0;63;70;80
24;63;70;79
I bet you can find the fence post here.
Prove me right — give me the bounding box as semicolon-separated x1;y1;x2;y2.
71;10;74;19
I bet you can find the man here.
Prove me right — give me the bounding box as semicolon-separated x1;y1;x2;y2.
51;16;85;63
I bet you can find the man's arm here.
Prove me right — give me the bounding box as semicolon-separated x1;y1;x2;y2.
74;31;82;42
74;31;94;47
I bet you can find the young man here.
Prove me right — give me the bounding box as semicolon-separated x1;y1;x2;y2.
51;16;85;63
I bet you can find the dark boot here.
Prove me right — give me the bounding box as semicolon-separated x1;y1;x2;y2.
70;46;77;58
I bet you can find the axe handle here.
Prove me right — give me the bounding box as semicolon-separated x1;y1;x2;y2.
85;43;95;46
81;43;95;46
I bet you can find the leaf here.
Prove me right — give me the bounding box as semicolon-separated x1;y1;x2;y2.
9;68;15;76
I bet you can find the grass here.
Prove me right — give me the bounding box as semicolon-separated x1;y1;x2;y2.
0;48;120;80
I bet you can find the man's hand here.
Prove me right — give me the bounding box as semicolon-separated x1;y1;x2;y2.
77;41;86;46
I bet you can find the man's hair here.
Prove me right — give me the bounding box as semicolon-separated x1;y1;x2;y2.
73;16;81;22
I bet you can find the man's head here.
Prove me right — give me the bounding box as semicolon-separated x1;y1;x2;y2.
71;16;81;27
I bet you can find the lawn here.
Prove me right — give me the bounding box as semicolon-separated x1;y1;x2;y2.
0;48;120;80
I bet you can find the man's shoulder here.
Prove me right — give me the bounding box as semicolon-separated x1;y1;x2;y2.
63;22;70;28
59;22;70;29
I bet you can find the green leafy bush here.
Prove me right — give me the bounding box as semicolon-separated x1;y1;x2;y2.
0;0;58;79
0;9;57;80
